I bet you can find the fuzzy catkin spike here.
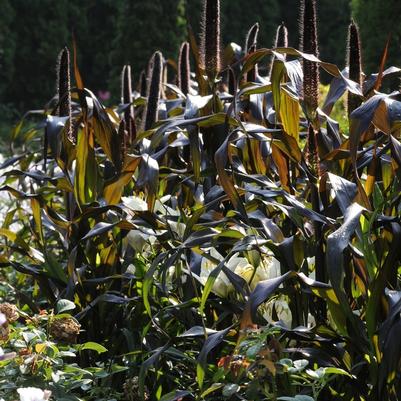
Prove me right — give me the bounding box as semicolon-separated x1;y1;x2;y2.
269;22;289;79
244;23;259;83
200;0;221;78
245;22;259;54
300;0;319;117
143;51;163;131
247;44;258;82
347;20;363;117
275;22;288;48
178;42;191;95
121;64;136;143
57;47;73;140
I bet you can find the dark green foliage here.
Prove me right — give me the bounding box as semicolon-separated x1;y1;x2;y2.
178;42;191;95
5;2;401;399
0;0;16;101
347;20;363;117
200;0;221;78
143;51;163;131
352;0;401;74
111;0;186;83
3;0;73;111
221;0;279;51
300;0;319;117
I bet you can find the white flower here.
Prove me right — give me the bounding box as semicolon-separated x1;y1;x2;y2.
262;296;292;328
154;196;180;216
199;248;232;297
198;249;282;296
0;312;6;326
17;388;51;401
168;221;186;238
233;255;281;289
122;196;148;211
126;229;156;253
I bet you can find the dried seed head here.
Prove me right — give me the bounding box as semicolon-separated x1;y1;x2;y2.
57;47;73;141
121;64;136;143
178;42;191;95
200;0;221;78
49;317;81;344
300;0;319;116
347;20;363;116
143;51;163;131
245;22;260;54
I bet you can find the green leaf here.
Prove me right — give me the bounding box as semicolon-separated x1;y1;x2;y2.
56;299;76;314
222;383;240;397
201;383;224;398
79;342;108;354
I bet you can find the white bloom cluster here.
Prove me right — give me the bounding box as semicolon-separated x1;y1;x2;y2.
198;248;281;297
17;387;51;401
123;195;186;254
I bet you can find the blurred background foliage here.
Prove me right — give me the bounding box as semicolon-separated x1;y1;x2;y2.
0;0;399;135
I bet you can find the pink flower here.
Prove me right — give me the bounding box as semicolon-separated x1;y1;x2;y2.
98;90;111;101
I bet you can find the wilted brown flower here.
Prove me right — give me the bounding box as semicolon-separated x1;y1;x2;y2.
49;317;81;343
0;303;19;323
123;376;149;401
0;324;9;341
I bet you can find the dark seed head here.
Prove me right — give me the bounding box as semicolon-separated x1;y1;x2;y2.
121;64;136;143
245;22;259;55
347;20;363;116
300;0;319;118
200;0;221;78
57;46;73;141
143;51;163;131
275;22;288;48
269;23;289;79
178;42;191;95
